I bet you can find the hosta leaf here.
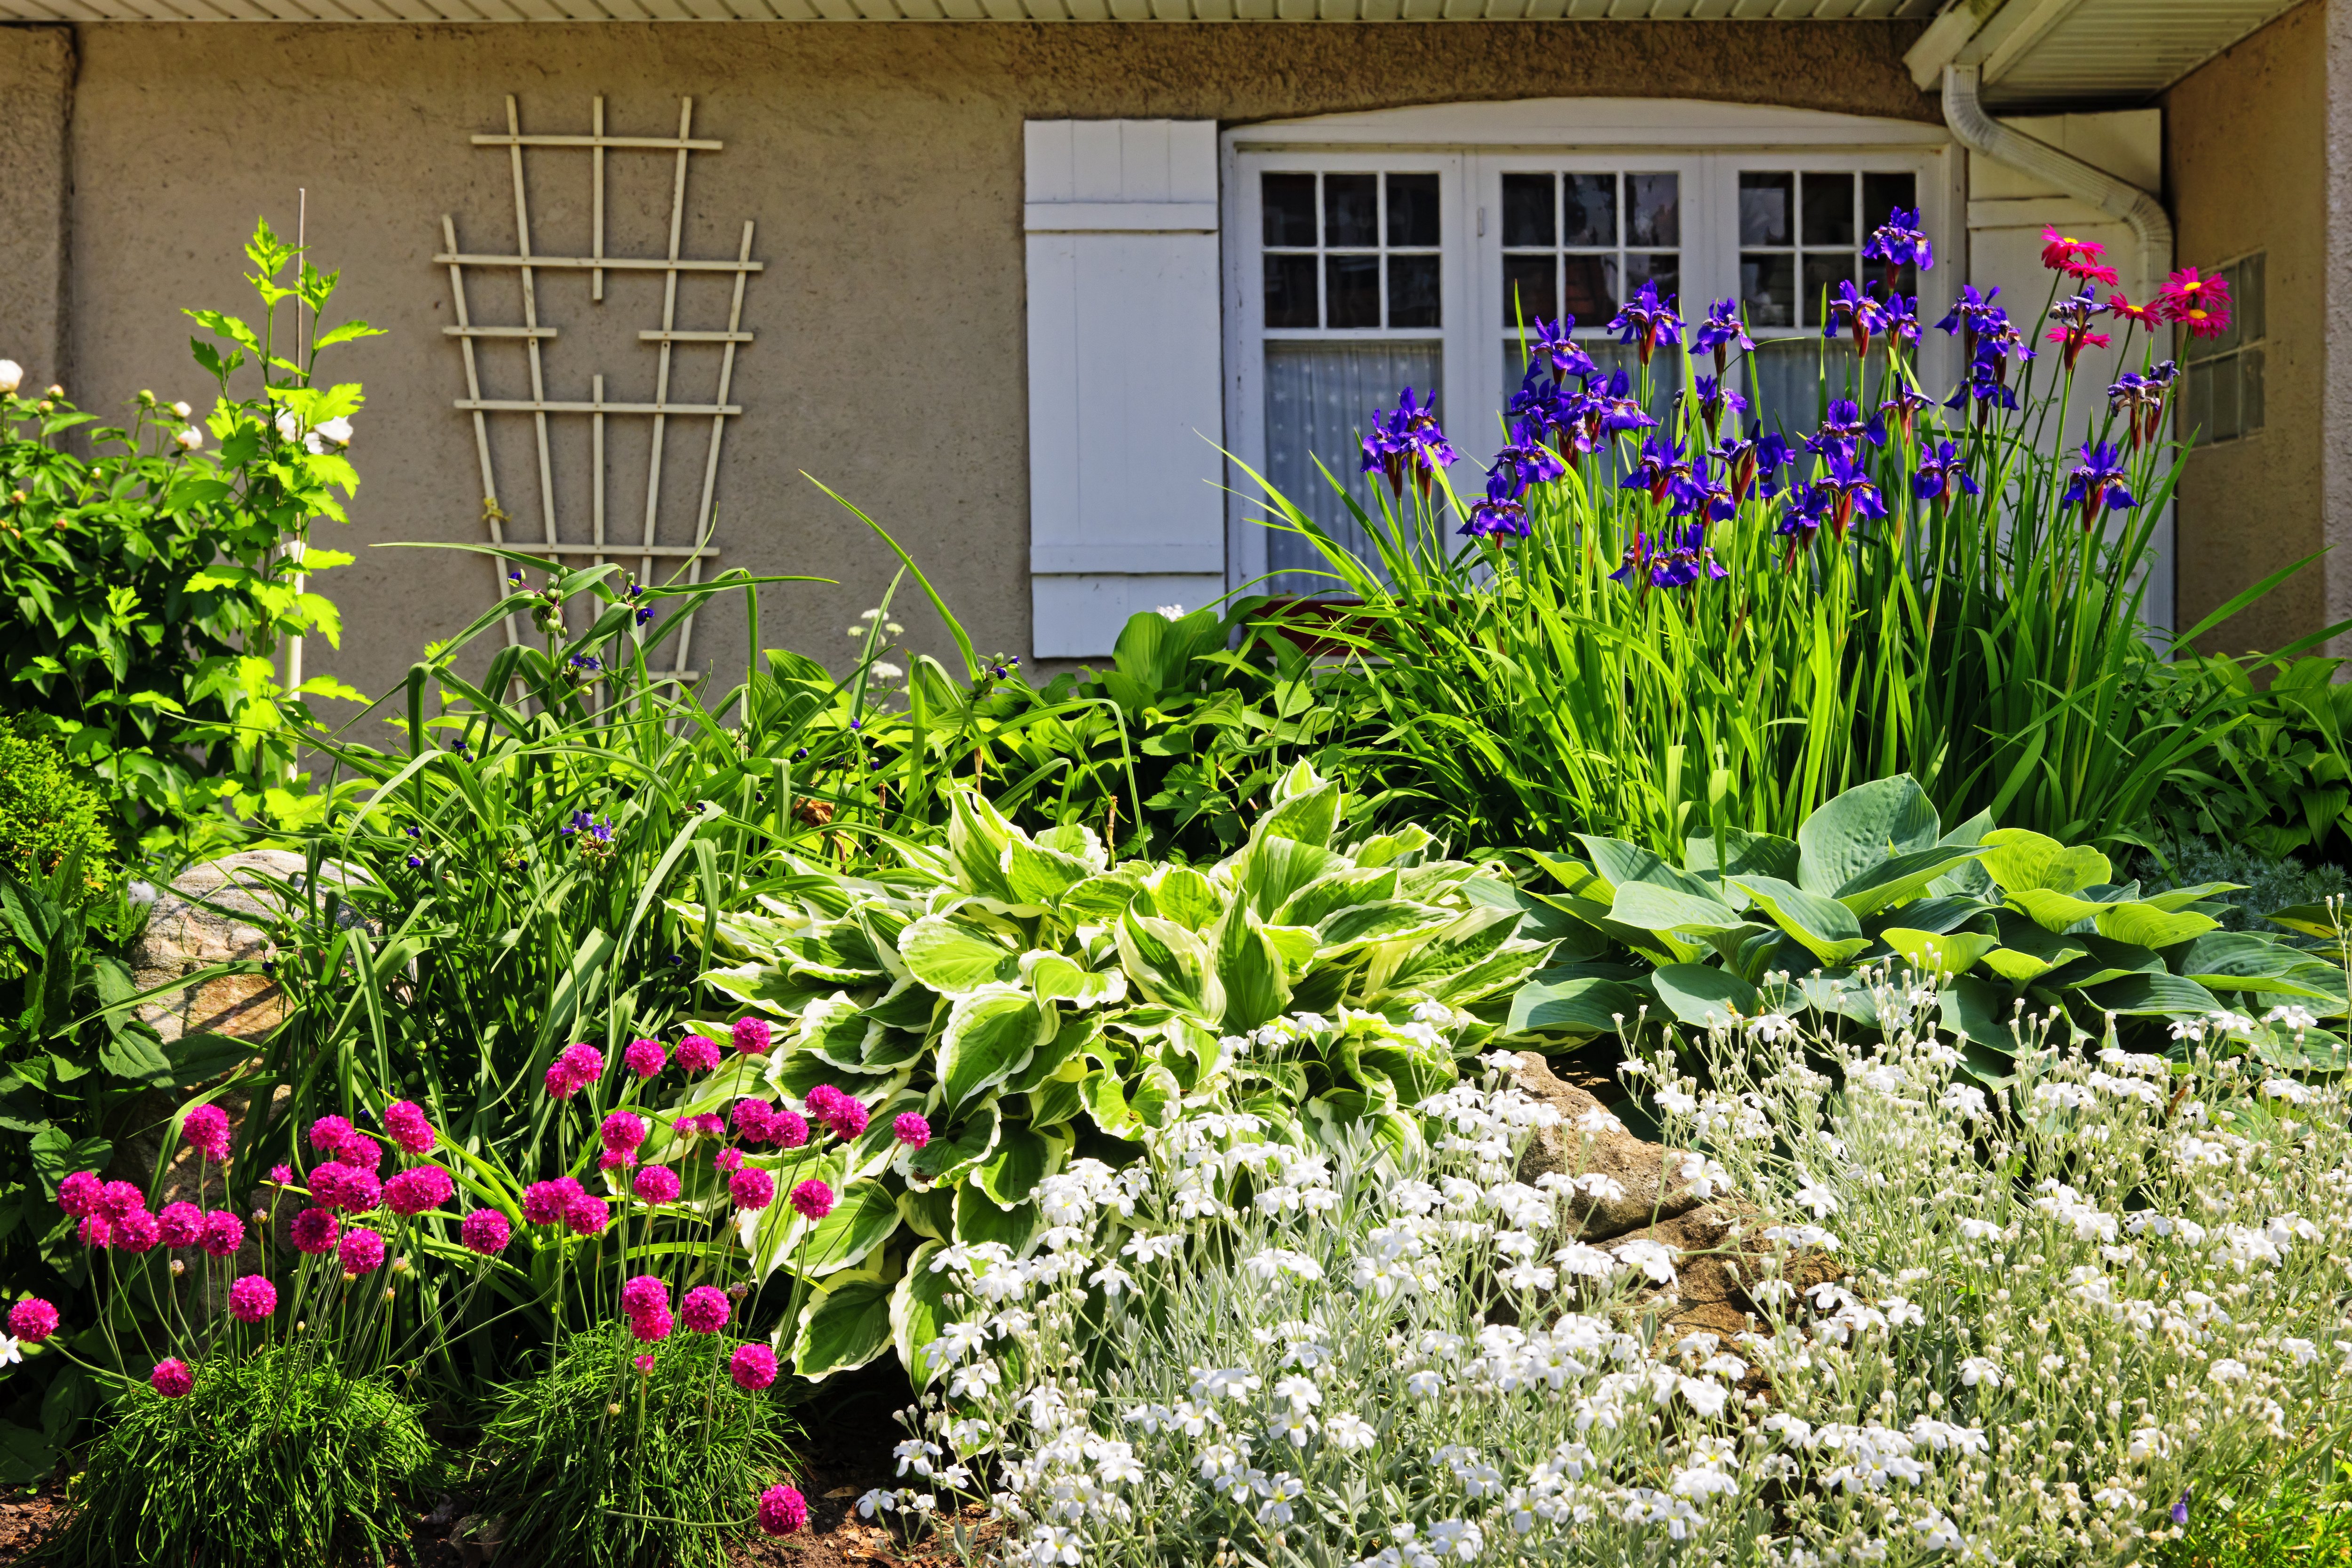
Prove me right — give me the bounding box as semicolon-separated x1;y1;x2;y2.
2091;902;2220;951
1004;836;1095;909
1129;1060;1182;1130
1648;963;1758;1028
1351;824;1435;868
1314;900;1454;955
1214;904;1293;1033
937;988;1053;1110
1244;836;1347;919
1880;895;1996;935
948;790;1018;903
2082;972;2224;1017
795;1180;904;1276
1006;1012;1103;1096
1144;866;1224;932
1035;822;1108;872
1732;876;1870;967
1978;828;2111;897
893;1239;957;1385
1260;924;1321;979
1937;978;2022;1086
1877;928;2000;980
976;1124;1053;1209
899;916;1019;995
954;1180;1041;1254
1020;950;1127;1010
1833;848;1985;918
2265;904;2344;941
1272;867;1402;930
1059;871;1144;923
1794;776;1940;897
904;1101;1000;1187
1506;971;1646;1036
799;996;881;1070
701;961;826;1018
2004;886;2108;934
792;1277;896;1380
1027;1063;1088;1128
863;979;942;1032
1253;768;1340;849
1574;836;1724;903
1608;882;1747;936
1117;912;1221;1016
1084;1065;1142;1138
2139;881;2244;913
1682;829;1799;893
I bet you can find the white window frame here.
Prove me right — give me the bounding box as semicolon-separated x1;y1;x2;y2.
1221;99;1961;594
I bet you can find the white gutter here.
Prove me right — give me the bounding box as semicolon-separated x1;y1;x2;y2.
1940;63;2173;304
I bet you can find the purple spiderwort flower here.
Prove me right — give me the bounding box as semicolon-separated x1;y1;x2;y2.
2171;1492;2189;1527
2062;441;2137;533
1863;206;1933;273
1692;299;1753;374
1608;280;1683;368
1912;441;1981;507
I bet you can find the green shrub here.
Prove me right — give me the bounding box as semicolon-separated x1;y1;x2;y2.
38;1344;432;1568
2130;834;2350;939
2141;653;2352;866
0;721;118;893
474;1329;801;1568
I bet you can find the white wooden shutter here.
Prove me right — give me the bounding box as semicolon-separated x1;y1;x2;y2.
1025;120;1224;660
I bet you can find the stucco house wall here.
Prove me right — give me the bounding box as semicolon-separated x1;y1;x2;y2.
1;20;1933;715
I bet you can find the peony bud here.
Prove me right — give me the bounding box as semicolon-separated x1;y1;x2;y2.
0;360;21;394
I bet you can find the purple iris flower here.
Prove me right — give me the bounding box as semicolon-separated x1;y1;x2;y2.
1813;448;1887;541
1912;440;1980;506
1609;281;1683;368
1752;430;1798;498
1492;426;1566;489
1692;299;1754;374
1863;207;1933;272
1619;436;1691;506
1883;294;1921;346
2150;358;2180;386
1461;470;1532;541
2049;285;2103;333
1528;317;1595;384
1596;369;1658;435
1607;530;1653;587
1669;467;1734;525
1946;355;2020;422
1775;483;1828;561
1880;383;1933;445
1361;389;1457;498
1807;399;1886;461
2061;441;2137;532
2108;372;2169;450
1692;376;1748;440
1824;280;1890;355
1935;283;2002;338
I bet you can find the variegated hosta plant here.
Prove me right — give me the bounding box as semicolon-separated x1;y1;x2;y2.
657;761;1558;1378
1510;774;2351;1079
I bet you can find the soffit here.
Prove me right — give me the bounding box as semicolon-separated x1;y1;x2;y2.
1909;0;2308;108
0;0;1940;24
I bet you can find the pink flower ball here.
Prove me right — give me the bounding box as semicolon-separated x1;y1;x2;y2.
541;1060;577;1099
729;1169;775;1212
384;1167;454;1217
542;1042;605;1099
309;1114;355;1153
730;1342;778;1392
772;1110;810;1149
290;1207;340;1255
521;1178;584;1226
600;1112;648;1154
311;1162;382;1214
338;1226;387;1276
715;1148;745;1176
732;1017;771;1056
803;1084;846;1123
77;1215;112;1250
596;1149;636;1173
680;1285;730;1335
98;1181;142;1222
114;1210;161;1254
892;1113;932;1149
628;1307;673;1344
337;1135;384;1173
675;1034;722;1073
158;1202;204;1250
149;1359;193;1399
564;1195;610;1237
623;1038;667;1078
266;1163;293;1187
632;1165;682;1205
227;1274;276;1323
633;1353;655;1374
181;1104;232;1163
8;1298;59;1344
757;1483;809;1536
823;1099;868;1142
382;1100;437;1156
57;1171;102;1218
731;1099;776;1143
198;1210;245;1258
788;1179;834;1221
620;1275;669;1318
460;1208;511;1255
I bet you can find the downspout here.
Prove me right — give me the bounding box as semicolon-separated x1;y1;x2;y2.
1940;63;2173;301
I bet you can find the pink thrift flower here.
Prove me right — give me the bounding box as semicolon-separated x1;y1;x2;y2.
758;1484;809;1535
892;1113;932;1149
98;1181;142;1222
715;1148;745;1175
628;1307;674;1344
198;1210;245;1258
731;1099;777;1144
181;1103;232;1163
732;1017;771;1056
311;1163;381;1214
158;1202;204;1249
788;1179;834;1221
309;1114;354;1154
730;1169;776;1211
803;1084;845;1124
382;1100;437;1156
77;1215;113;1250
114;1210;162;1254
461;1208;512;1255
823;1098;868;1142
622;1038;667;1078
675;1034;722;1073
337;1135;384;1173
228;1274;277;1323
339;1226;387;1276
8;1298;59;1344
680;1285;730;1335
596;1149;636;1173
150;1359;193;1399
542;1060;579;1099
57;1171;102;1218
290;1207;340;1255
772;1110;810;1149
522;1178;584;1226
266;1163;293;1187
730;1342;778;1391
384;1167;454;1217
633;1353;656;1373
632;1165;682;1205
600;1111;648;1154
620;1275;669;1318
564;1195;610;1237
542;1042;605;1099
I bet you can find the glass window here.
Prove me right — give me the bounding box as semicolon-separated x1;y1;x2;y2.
1739;169;1915;334
1259;171;1445;333
1498;171;1680;333
2185;253;2265;447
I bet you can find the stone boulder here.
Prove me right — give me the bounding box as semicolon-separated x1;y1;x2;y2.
1507;1050;1707;1242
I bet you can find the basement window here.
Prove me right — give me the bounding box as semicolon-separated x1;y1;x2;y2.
2184;252;2265;446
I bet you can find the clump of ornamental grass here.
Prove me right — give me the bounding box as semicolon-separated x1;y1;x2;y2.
472;1324;802;1568
866;974;2352;1568
37;1342;431;1568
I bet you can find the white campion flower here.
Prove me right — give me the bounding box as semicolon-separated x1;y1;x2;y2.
2209;1358;2251;1384
1274;1375;1322;1412
1748;1013;1800;1043
1243;1248;1324;1282
1253;1472;1304;1526
924;1319;986;1367
0;1336;19;1368
1404;1369;1447;1401
2267;1004;2320;1031
1792;1175;1841;1219
1613;1238;1679;1284
947;1359;1001;1399
1424;1519;1484;1560
2284;1337;2320;1367
2262;1077;2314;1106
894;1438;942;1476
1027;1524;1084;1566
1669;1465;1740;1500
1089;1262;1136;1297
1677;1377;1730;1418
1155;604;1186;619
857;1487;896;1516
1957;1356;2002;1388
1326;1412;1377;1450
1191;1367;1262;1401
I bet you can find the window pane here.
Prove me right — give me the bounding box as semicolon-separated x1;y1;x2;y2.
1325;174;1379;247
1741;252;1795;328
1740;172;1793;247
1627;174;1680;247
1265;254;1319;328
1263;341;1444;596
1626;252;1679;306
1386;173;1441;248
2241;346;2265;432
1563;174;1617;247
1801;253;1854;328
1861;172;1917;236
2209;353;2241;443
1801;172;1855;248
1502;255;1556;327
2240;253;2266;340
1562;254;1619;324
1389;254;1442;328
1747;339;1878;433
1263;174;1318;249
1326;253;1382;328
1502;174;1556;249
2184;360;2212;445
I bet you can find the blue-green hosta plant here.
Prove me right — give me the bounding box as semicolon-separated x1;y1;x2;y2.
661;761;1560;1377
1511;775;2350;1078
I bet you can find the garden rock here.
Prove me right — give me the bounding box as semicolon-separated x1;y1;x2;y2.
130;849;370;1046
1507;1051;1706;1241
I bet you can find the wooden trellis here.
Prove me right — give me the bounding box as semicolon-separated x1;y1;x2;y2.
438;95;760;682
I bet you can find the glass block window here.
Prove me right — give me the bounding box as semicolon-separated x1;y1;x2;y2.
2184;253;2265;446
1737;170;1918;331
1261;172;1443;332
